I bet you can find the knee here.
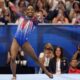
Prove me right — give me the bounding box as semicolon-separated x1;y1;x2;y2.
11;56;16;63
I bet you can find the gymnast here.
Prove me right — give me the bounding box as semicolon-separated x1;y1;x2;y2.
5;0;53;80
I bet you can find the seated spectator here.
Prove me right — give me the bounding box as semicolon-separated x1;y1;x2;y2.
69;1;80;23
52;8;69;24
68;59;80;73
72;44;80;69
49;46;68;74
39;43;54;73
35;10;48;23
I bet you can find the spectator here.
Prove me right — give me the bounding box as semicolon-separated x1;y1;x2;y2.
69;1;80;23
17;0;27;13
46;0;69;22
49;46;68;74
72;44;80;69
0;7;11;24
47;0;65;11
52;8;69;24
68;59;80;73
28;0;37;9
3;7;11;23
39;43;54;73
65;0;76;13
15;0;29;8
35;0;48;17
72;11;80;24
0;0;10;24
35;10;48;23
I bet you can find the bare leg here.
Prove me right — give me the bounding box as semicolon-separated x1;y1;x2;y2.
10;39;19;78
22;42;53;78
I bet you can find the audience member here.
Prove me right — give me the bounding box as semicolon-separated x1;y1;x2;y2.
35;0;48;17
49;46;68;74
52;8;69;24
39;43;54;73
0;0;11;24
15;0;29;8
46;0;69;22
69;1;80;23
72;44;80;69
47;0;65;11
68;59;80;73
28;0;37;9
17;0;27;13
65;0;76;13
3;7;11;24
35;10;48;23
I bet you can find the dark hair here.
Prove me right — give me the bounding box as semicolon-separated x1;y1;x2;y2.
54;46;63;59
72;1;80;9
70;58;78;62
18;0;26;7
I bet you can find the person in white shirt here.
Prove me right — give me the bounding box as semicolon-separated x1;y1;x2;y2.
39;43;54;73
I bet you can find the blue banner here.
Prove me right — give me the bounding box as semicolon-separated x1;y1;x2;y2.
0;24;80;67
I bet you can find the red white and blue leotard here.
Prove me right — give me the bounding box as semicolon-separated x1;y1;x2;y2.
15;17;34;46
9;2;35;46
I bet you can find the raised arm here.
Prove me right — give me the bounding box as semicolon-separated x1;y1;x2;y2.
6;0;22;18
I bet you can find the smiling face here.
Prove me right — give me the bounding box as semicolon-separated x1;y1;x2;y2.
25;5;34;17
70;59;78;68
36;11;44;22
44;43;53;58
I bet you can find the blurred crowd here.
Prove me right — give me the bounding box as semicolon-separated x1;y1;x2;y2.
0;0;80;24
